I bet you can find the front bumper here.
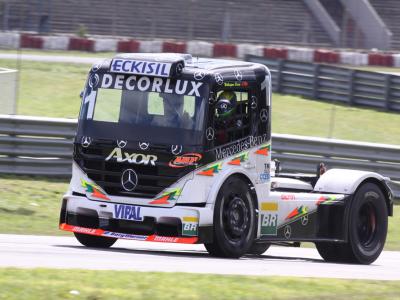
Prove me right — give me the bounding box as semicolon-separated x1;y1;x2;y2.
59;194;214;244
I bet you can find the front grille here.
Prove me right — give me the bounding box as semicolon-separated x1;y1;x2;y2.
74;143;192;199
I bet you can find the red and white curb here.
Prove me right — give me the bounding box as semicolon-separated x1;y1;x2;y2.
1;32;400;67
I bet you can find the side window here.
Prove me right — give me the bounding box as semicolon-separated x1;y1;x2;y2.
214;90;250;147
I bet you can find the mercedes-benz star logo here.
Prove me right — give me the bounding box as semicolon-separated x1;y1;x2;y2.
234;69;243;81
260;109;269;123
194;71;206;80
214;73;224;85
121;169;138;192
91;63;101;72
251;96;257;109
206;127;215;141
301;215;309;226
284;225;292;239
81;136;92;148
176;62;184;74
171;145;183;155
88;74;99;88
117;140;127;148
139;142;149;150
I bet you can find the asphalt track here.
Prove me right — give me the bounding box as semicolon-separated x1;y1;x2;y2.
1;234;399;280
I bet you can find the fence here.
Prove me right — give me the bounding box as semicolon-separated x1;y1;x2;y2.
1;115;400;183
246;55;400;112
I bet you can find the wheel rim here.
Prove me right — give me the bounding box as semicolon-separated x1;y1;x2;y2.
357;201;377;247
222;194;250;242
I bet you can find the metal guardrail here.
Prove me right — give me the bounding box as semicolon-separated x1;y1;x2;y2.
246;55;400;112
1;115;400;182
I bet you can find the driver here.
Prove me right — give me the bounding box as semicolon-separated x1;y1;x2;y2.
215;90;237;144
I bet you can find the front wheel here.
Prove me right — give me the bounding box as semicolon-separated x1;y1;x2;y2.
204;176;257;258
74;233;117;248
316;183;388;264
247;242;270;255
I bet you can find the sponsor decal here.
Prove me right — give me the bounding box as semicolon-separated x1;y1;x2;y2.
260;202;278;235
110;59;172;77
197;162;222;176
103;231;147;240
259;172;270;183
169;153;202;168
255;143;271;156
105;147;157;166
285;206;308;220
114;204;143;221
228;152;249;166
149;188;182;205
60;223;198;244
100;74;203;97
59;223;104;235
182;217;199;236
215;134;268;160
281;194;296;201
81;179;110;200
223;81;249;88
316;195;339;205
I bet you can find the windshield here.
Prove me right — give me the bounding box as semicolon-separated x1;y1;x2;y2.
78;72;208;145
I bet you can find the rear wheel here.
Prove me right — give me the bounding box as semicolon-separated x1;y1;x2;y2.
204;176;257;258
74;233;117;248
316;183;388;264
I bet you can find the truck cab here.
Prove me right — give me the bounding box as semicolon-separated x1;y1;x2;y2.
60;53;393;264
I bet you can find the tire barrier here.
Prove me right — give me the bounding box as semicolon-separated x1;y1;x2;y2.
20;34;43;49
68;37;94;52
162;41;187;53
117;40;140;53
2;32;400;68
213;43;237;57
264;47;288;60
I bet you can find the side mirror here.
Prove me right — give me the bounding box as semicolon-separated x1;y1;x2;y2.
80;91;84;99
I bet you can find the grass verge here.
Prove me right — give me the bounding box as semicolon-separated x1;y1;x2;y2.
0;175;399;250
0;268;399;300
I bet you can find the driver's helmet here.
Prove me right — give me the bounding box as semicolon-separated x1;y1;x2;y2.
216;91;237;119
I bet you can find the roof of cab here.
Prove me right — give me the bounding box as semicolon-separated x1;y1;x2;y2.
95;53;266;75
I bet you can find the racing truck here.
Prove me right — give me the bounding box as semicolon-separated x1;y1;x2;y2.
59;53;394;264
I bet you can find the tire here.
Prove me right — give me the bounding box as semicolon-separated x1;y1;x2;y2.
74;232;117;248
204;176;257;258
316;183;388;264
247;242;270;255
